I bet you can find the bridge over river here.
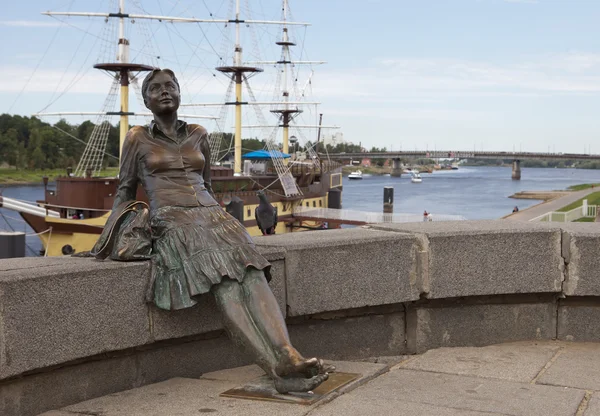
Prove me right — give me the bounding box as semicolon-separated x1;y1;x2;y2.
321;150;600;179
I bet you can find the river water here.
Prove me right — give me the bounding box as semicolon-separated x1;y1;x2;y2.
2;166;599;256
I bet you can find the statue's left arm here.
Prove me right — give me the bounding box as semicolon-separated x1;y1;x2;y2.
113;129;140;208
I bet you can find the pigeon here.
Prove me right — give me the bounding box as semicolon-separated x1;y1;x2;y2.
255;190;278;235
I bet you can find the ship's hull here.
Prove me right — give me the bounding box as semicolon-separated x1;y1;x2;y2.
20;165;342;256
22;194;331;256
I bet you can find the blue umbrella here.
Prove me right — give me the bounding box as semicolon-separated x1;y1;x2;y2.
242;149;291;159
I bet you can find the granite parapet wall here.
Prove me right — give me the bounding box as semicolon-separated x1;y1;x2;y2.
1;220;599;416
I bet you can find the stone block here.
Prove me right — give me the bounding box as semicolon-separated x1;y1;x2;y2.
403;341;561;382
256;228;420;316
560;224;600;296
537;342;600;391
0;354;139;416
0;334;253;416
316;368;584;416
0;257;151;380
406;301;557;353
557;303;600;342
136;335;253;384
288;311;407;360
586;395;600;416
369;220;564;299
149;296;224;341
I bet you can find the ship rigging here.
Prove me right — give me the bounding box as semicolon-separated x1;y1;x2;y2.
0;0;344;256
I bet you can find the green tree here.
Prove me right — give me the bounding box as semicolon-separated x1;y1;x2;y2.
0;128;19;166
30;146;46;169
16;142;27;169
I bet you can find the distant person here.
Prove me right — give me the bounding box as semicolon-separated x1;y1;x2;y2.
423;210;429;222
512;206;519;213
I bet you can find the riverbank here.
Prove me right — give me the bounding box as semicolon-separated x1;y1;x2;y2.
505;187;600;221
508;183;600;201
509;191;569;201
341;165;438;175
0;168;119;186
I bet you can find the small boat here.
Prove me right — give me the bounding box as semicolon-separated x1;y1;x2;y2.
348;170;363;180
410;170;422;183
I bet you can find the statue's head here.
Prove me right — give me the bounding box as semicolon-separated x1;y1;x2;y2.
142;68;181;115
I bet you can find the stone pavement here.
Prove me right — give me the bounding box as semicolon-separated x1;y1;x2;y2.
40;341;600;416
43;341;600;416
506;188;598;221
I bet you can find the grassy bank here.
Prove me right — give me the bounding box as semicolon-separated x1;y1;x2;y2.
557;191;600;212
0;168;119;185
341;165;389;175
567;183;600;191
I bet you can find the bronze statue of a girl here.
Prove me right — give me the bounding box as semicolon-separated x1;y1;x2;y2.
105;68;330;393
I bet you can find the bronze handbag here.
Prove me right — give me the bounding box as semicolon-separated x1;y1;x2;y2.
90;200;152;261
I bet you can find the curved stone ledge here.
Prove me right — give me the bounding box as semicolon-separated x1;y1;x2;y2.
1;220;599;416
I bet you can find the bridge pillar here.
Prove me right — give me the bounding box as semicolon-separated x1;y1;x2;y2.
391;158;402;177
512;160;521;180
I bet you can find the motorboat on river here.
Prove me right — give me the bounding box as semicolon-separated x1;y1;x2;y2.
410;170;422;183
348;170;363;180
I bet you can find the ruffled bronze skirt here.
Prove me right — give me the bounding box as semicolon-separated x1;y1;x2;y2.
148;205;271;310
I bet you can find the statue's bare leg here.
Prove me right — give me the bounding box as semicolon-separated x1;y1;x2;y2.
241;269;333;377
212;277;278;377
212;276;328;393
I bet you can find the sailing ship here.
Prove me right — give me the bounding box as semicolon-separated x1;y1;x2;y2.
1;0;343;256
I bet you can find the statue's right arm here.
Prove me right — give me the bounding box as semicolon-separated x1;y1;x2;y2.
112;130;139;209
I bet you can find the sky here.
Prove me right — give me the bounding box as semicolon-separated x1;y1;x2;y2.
1;0;600;154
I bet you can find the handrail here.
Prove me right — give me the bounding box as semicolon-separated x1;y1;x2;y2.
529;205;598;222
39;203;111;212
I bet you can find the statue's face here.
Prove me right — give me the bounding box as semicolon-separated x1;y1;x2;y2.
145;71;180;115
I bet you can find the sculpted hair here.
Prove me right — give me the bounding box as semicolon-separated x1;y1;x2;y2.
141;68;180;105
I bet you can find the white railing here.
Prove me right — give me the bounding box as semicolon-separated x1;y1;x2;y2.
0;196;60;218
587;205;597;218
530;205;598;223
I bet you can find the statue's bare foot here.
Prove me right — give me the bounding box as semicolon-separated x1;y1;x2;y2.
277;355;334;378
274;373;329;394
317;359;336;375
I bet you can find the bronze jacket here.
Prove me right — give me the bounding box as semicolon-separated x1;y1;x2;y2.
113;121;219;212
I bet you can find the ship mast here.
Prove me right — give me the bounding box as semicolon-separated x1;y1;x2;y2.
38;1;220;173
215;0;263;176
40;1;323;181
242;0;336;164
272;0;299;158
43;1;155;157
